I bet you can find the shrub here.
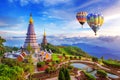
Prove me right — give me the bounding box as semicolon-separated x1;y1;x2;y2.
37;61;45;67
103;60;120;68
68;65;74;70
45;67;50;73
97;70;107;78
79;56;81;59
56;60;60;64
84;71;96;80
92;57;98;62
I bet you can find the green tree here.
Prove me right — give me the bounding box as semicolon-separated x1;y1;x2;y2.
26;43;35;80
58;67;71;80
79;56;81;60
37;61;45;67
0;36;6;56
12;47;19;51
97;70;107;78
58;70;65;80
65;68;71;80
92;57;98;62
1;58;24;67
100;56;104;61
0;76;10;80
0;64;25;80
45;67;50;73
63;53;66;57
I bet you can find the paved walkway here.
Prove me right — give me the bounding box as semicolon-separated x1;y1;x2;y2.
26;60;120;79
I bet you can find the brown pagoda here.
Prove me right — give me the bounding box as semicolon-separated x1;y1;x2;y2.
23;14;40;53
41;29;47;45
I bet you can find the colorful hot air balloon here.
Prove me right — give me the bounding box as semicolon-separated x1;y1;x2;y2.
87;13;104;35
76;12;87;28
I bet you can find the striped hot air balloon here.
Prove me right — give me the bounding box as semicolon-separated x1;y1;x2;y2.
76;12;87;28
87;13;104;35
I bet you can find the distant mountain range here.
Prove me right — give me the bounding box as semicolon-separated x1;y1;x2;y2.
62;43;120;60
4;39;120;60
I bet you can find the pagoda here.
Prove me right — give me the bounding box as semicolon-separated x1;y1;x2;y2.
41;29;47;45
23;14;40;53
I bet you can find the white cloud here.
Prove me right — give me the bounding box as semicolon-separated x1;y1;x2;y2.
43;0;70;6
8;0;70;6
8;0;41;6
76;0;101;10
47;34;120;51
2;30;26;34
99;1;120;36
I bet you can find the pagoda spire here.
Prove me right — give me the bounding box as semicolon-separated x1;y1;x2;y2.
29;13;33;24
23;14;40;53
44;28;46;36
42;29;47;45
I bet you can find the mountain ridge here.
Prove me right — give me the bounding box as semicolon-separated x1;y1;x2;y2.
62;43;120;60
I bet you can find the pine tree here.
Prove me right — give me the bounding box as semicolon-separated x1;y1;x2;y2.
65;68;71;80
58;70;65;80
58;67;71;80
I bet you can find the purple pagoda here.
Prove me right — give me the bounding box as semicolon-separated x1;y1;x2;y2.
41;29;47;45
23;14;40;53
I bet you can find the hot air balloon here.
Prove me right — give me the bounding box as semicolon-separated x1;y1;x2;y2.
87;13;104;35
76;12;87;28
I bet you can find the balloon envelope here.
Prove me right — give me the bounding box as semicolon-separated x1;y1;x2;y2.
76;12;87;27
87;13;104;35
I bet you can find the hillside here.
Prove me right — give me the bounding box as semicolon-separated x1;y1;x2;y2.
62;43;120;60
41;43;89;57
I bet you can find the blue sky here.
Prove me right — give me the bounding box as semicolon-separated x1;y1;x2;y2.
0;0;120;36
0;0;120;50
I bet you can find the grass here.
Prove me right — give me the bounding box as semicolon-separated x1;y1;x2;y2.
52;53;61;61
59;48;68;54
51;53;91;62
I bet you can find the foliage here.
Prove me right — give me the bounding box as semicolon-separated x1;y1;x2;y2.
37;61;45;67
63;53;66;57
4;46;19;53
67;65;74;70
26;44;35;80
1;58;24;67
56;60;60;64
45;67;50;73
100;56;104;60
0;76;10;80
52;61;56;65
97;70;107;78
41;43;89;57
0;36;6;56
92;57;98;62
52;54;60;61
58;67;71;80
45;66;56;73
41;43;61;53
79;56;81;59
84;71;96;80
0;64;25;80
0;36;19;56
58;70;65;80
103;59;120;68
26;43;34;53
63;46;89;57
65;68;71;80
